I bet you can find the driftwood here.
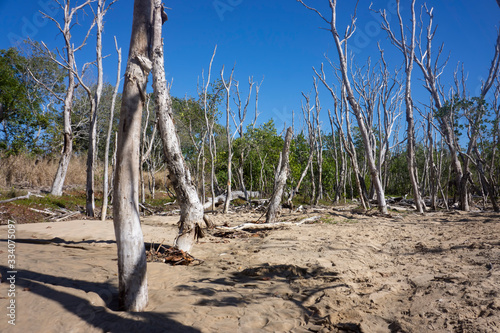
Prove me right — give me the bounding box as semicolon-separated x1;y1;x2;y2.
203;191;260;210
0;192;43;204
28;206;80;221
216;215;321;232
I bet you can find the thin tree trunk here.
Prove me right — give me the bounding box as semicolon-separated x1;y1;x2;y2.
152;1;204;253
101;37;121;221
112;0;150;311
85;0;110;216
266;127;293;223
427;113;438;210
313;78;323;203
221;66;234;214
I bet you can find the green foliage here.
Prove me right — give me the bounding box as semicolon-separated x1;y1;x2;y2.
0;44;65;155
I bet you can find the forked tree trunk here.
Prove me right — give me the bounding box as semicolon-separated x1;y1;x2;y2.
49;4;88;196
380;0;424;213
112;0;151;311
299;0;387;214
266;127;293;224
151;1;204;253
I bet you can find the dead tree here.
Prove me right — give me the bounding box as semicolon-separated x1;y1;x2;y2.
221;65;234;214
266;127;293;223
151;0;205;252
312;78;324;204
140;95;157;204
36;0;94;196
112;0;150;312
81;0;116;216
101;36;121;221
413;5;500;211
298;0;388;214
289;91;316;205
378;0;425;213
233;77;257;204
316;65;368;210
202;47;218;212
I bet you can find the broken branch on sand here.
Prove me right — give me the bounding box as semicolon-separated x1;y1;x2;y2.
215;215;321;232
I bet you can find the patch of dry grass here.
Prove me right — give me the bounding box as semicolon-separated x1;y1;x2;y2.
0;153;171;194
0;153;94;189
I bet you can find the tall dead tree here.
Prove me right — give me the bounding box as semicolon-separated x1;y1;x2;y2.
233;77;257;203
112;0;150;311
221;65;234;214
151;0;205;252
101;36;121;221
298;0;388;214
312;78;324;204
83;0;116;216
316;64;369;210
412;5;500;211
266;127;293;224
287;91;315;206
202;47;218;211
37;0;94;196
378;0;425;213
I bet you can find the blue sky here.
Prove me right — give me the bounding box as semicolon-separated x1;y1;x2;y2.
0;0;499;134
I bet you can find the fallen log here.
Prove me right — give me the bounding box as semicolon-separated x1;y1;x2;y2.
203;191;261;210
215;215;321;232
0;192;43;204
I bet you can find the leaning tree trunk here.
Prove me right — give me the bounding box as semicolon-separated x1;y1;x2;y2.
266;127;293;224
151;1;204;253
112;0;151;312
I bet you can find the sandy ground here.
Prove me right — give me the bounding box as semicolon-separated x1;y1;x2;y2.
0;208;499;332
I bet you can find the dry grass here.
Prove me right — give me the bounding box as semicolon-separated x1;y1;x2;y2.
0;153;170;193
0;154;92;189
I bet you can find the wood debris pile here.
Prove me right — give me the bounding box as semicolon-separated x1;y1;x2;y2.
146;243;202;265
28;207;81;222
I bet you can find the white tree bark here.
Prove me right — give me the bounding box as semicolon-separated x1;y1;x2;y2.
266;127;293;224
379;0;424;213
101;36;121;221
112;0;151;311
151;1;204;253
221;66;234;214
39;0;93;196
298;0;388;214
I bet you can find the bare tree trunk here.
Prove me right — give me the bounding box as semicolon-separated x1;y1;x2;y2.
112;0;150;311
300;0;386;213
266;127;293;223
152;1;204;253
45;1;94;196
427;112;438;210
381;0;425;213
202;48;217;211
101;37;121;221
84;0;116;216
110;131;118;205
221;66;234;214
51;82;74;196
259;153;266;196
313;78;323;204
